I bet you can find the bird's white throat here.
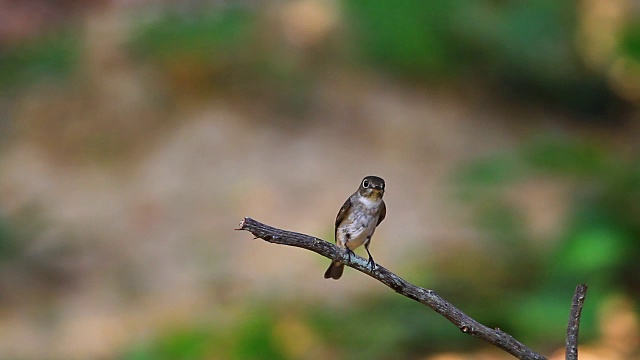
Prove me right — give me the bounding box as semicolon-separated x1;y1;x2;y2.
357;195;382;209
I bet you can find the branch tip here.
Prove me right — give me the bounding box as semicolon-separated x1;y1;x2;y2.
565;283;588;360
235;217;248;231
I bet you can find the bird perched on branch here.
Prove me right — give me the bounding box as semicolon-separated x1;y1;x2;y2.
324;176;386;280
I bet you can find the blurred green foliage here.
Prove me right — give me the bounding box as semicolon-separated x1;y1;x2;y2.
455;134;640;345
122;308;287;360
620;21;640;62
131;9;255;63
0;30;79;91
129;7;315;113
125;327;217;360
125;0;627;115
341;0;464;78
0;205;46;263
121;297;474;360
3;1;639;116
309;296;475;359
0;214;20;261
342;0;620;115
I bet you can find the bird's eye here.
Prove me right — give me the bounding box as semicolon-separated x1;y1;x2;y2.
362;179;370;188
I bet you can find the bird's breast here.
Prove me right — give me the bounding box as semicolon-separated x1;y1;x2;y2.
337;204;380;250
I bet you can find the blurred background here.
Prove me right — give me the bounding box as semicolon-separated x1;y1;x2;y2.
1;0;639;359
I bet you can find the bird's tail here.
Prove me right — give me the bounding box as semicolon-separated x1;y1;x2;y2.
324;261;344;280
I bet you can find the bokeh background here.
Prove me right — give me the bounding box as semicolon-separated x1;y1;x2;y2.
1;1;639;359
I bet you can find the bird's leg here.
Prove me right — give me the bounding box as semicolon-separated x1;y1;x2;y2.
344;246;355;264
342;234;355;264
364;240;376;271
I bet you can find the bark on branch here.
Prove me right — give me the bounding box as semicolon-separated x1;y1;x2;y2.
565;284;588;360
237;217;587;360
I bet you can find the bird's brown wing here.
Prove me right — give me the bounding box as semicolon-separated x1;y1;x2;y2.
376;200;386;226
334;197;352;241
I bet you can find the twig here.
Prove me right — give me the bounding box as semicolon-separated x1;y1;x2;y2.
565;284;588;360
237;217;549;360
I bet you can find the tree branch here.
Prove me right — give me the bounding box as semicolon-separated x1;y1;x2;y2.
565;284;588;360
237;217;552;360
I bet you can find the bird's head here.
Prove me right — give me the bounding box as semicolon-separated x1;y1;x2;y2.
357;176;385;200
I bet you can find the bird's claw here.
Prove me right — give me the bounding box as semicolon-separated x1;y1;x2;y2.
366;257;376;271
344;247;355;263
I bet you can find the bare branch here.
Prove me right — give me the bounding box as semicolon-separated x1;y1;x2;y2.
237;217;548;360
565;284;588;360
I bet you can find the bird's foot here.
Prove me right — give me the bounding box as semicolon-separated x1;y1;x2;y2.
366;256;376;271
344;247;355;264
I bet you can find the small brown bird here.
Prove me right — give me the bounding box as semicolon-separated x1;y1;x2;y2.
324;176;386;280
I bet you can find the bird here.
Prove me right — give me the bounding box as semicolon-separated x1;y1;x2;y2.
324;175;386;280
